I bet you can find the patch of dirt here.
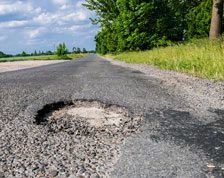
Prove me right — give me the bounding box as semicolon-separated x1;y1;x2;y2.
67;107;123;127
0;60;67;73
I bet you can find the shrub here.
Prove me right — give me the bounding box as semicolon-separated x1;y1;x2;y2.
56;43;68;56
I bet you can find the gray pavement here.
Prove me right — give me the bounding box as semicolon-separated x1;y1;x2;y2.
0;54;223;177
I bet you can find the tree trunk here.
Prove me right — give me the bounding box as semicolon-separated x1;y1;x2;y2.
209;0;223;40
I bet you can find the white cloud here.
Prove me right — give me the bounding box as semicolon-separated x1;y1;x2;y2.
54;23;91;33
33;12;59;25
60;10;89;22
76;1;84;8
0;1;41;15
60;5;70;10
34;7;42;14
33;10;89;26
76;10;88;21
69;25;83;31
71;23;91;30
0;36;6;41
52;0;70;5
27;27;46;39
62;12;78;22
0;20;28;28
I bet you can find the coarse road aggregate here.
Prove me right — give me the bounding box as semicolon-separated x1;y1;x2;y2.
0;54;224;177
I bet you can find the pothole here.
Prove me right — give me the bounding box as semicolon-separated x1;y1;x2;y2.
34;100;142;177
35;100;142;133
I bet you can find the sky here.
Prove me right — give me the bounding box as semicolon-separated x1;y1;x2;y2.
0;0;99;54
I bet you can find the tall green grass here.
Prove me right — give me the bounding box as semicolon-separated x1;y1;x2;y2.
0;53;89;62
115;38;224;80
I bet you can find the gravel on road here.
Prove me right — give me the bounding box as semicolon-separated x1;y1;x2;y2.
0;54;224;177
104;57;224;120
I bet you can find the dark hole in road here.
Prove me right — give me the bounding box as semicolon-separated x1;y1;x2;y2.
34;101;73;125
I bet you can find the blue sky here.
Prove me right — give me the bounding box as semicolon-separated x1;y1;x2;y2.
0;0;99;54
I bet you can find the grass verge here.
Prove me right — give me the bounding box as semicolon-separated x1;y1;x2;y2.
113;38;224;80
0;53;90;62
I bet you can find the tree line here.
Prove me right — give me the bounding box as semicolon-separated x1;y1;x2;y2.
0;51;13;58
0;50;55;58
0;50;56;58
0;44;95;58
83;0;223;54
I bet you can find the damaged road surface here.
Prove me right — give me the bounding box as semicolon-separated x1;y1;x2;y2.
0;54;224;177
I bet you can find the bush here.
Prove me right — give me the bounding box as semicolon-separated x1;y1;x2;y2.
56;43;68;56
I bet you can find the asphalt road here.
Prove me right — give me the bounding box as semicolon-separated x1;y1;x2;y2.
0;54;224;177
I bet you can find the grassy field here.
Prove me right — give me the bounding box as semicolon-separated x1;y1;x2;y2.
0;53;89;62
112;38;224;80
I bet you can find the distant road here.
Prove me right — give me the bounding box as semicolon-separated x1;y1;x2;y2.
0;54;223;177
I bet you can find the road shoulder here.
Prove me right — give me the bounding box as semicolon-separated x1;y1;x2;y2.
0;60;67;73
102;56;224;120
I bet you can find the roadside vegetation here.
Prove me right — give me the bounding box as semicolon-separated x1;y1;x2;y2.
84;0;213;54
0;53;89;62
0;42;92;62
84;0;224;80
55;42;70;59
113;38;224;80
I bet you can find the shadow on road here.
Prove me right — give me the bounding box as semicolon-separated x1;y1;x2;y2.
145;108;224;176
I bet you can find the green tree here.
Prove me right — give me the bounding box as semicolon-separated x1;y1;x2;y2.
56;42;68;56
184;0;213;39
0;51;12;58
95;27;117;54
113;0;182;51
21;51;27;56
83;0;119;28
210;0;224;39
45;50;53;55
167;0;202;40
84;0;221;54
76;47;81;53
82;48;87;53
